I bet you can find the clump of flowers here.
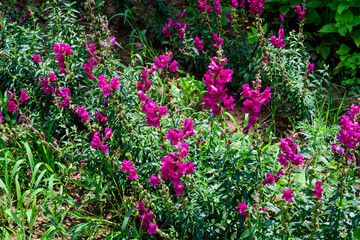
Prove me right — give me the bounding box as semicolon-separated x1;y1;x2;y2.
7;90;29;113
98;75;121;96
198;0;212;12
136;68;152;93
225;12;233;26
202;56;234;117
311;180;324;199
53;43;74;75
276;136;304;166
141;99;168;127
162;20;187;41
90;128;113;153
282;189;293;201
121;159;138;179
248;0;266;15
56;88;71;108
83;43;99;80
76;106;90;121
235;202;249;215
214;0;221;14
335;103;360;150
194;36;204;52
269;28;285;48
212;33;223;50
95;111;108;125
294;5;306;20
39;72;57;94
263;173;275;185
32;54;41;63
154;52;177;71
307;63;314;73
240;79;271;134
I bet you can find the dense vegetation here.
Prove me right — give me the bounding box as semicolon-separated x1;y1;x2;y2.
0;0;359;239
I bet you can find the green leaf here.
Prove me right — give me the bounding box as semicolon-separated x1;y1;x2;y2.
321;46;331;59
336;44;351;56
353;16;360;26
319;23;338;33
350;30;360;47
122;206;136;231
338;26;348;36
338;2;350;14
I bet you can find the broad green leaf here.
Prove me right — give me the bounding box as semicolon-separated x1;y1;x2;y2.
319;23;338;33
338;2;350;14
350;30;360;47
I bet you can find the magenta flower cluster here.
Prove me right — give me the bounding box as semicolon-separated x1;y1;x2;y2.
83;43;99;80
240;82;271;134
90;128;113;153
212;33;223;49
282;189;293;202
269;28;285;48
39;72;57;94
98;75;121;96
248;0;265;15
214;0;221;14
154;52;178;72
32;54;41;63
198;0;213;12
137;205;157;235
121;160;138;179
202;57;234;117
277;137;304;166
53;43;74;75
235;202;249;215
311;180;324;199
141;99;168;127
294;5;306;20
56;88;71;108
7;90;29;113
162;20;187;41
194;36;204;52
335;104;360;150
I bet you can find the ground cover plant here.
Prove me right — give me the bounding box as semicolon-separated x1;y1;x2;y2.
0;0;360;239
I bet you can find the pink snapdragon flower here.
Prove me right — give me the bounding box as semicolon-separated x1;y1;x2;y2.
166;129;184;145
336;107;360;149
7;100;18;113
76;106;90;121
202;56;234;117
104;128;113;141
90;132;102;149
232;0;239;7
331;143;344;155
295;5;306;20
18;90;29;104
276;136;304;166
269;28;285;48
307;63;314;73
248;0;265;15
141;99;168;127
32;54;41;63
95;111;108;124
263;173;275;185
279;13;285;22
53;43;74;75
311;181;324;199
56;88;71;108
0;110;2;121
39;72;57;94
98;75;120;96
194;36;204;52
235;202;249;215
147;222;157;235
198;0;212;12
241;82;271;133
154;52;173;69
225;12;233;26
121;160;138;179
214;0;221;14
137;201;147;212
212;33;223;49
169;60;178;72
282;189;293;201
149;173;161;186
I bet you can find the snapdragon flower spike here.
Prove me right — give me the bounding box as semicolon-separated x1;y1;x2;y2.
248;0;265;15
139;211;153;230
194;36;204;52
98;75;121;96
18;90;29;104
0;110;2;121
263;173;275;185
90;132;102;149
232;0;239;7
162;20;187;41
32;54;41;63
7;100;18;113
141;99;168;127
136;68;152;92
331;143;344;155
235;202;249;215
225;12;233;26
280;13;285;22
214;0;221;14
76;106;90;121
169;60;178;72
202;57;234;117
346;152;355;165
104;128;113;141
56;88;71;108
137;201;147;212
294;5;306;20
39;72;57;94
154;52;173;69
198;0;212;12
269;28;285;48
149;173;161;186
282;189;293;202
95;111;108;125
335;105;360;149
212;33;223;49
53;43;74;75
241;82;271;133
121;160;138;180
311;181;324;199
276;137;304;166
307;63;314;73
